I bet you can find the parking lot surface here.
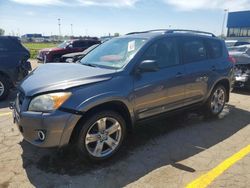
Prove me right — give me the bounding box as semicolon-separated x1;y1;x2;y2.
0;62;249;188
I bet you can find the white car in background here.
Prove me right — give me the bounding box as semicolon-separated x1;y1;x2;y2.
228;45;250;89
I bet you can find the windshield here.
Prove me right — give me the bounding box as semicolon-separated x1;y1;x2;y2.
58;41;70;48
228;46;248;52
80;37;147;69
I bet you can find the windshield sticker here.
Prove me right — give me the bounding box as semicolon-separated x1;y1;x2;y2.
128;40;135;52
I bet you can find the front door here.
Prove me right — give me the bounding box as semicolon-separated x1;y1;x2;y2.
133;37;187;120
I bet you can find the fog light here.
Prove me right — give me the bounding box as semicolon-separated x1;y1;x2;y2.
38;130;46;141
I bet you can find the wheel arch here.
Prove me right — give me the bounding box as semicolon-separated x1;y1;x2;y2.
210;78;230;102
68;100;134;145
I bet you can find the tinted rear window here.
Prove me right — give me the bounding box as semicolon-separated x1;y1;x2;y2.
182;38;207;63
0;38;11;51
207;39;222;59
0;37;24;52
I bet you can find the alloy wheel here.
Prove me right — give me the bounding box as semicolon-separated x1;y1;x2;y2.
85;117;122;158
210;87;225;114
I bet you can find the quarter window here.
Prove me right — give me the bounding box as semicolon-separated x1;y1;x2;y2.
207;40;222;59
182;38;207;63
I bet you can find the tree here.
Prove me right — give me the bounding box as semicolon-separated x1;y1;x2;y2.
0;28;5;36
114;33;120;37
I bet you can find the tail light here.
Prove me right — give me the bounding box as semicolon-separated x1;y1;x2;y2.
228;55;236;64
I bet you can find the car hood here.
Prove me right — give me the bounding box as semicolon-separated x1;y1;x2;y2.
20;63;116;96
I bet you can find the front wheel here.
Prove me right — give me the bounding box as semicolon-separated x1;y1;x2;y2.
204;85;227;117
76;111;126;161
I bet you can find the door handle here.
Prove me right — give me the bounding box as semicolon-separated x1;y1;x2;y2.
175;72;184;78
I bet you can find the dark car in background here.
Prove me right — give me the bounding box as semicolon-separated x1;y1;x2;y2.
37;38;101;63
228;45;250;89
0;36;31;100
12;30;234;161
60;44;100;63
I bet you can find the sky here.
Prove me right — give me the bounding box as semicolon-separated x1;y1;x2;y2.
0;0;250;37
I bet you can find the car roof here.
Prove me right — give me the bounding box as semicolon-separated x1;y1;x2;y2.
0;36;19;40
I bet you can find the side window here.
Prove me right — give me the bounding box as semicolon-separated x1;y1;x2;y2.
73;41;88;48
182;38;207;63
142;38;179;68
207;40;222;59
88;40;99;46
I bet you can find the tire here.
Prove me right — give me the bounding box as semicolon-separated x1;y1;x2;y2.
204;85;227;118
76;111;126;161
0;75;10;101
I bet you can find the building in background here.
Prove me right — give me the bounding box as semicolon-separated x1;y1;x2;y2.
227;10;250;38
21;34;60;42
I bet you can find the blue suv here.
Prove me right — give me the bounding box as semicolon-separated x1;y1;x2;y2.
12;30;234;161
0;36;31;100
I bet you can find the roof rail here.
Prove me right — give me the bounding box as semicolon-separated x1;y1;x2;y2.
126;29;167;35
126;29;216;37
165;29;216;37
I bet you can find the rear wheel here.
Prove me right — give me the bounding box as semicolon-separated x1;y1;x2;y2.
0;75;10;101
204;85;227;117
76;111;126;161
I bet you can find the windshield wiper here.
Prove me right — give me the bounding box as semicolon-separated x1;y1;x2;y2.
82;63;97;67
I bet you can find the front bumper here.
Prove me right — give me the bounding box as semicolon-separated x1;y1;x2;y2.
234;76;250;89
37;56;46;63
12;103;76;148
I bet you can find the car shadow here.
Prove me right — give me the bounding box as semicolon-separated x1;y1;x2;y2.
20;104;250;188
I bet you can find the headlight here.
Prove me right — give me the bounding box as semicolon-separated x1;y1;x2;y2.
29;92;71;112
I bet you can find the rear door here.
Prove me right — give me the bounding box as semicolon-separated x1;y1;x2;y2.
180;37;222;104
133;37;187;119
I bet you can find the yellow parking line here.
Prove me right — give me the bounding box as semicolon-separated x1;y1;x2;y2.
0;112;12;117
186;144;250;188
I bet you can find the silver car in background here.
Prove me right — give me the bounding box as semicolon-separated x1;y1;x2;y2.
228;45;250;89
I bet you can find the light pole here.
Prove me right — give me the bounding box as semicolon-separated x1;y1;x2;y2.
221;9;228;37
58;18;61;37
71;24;73;36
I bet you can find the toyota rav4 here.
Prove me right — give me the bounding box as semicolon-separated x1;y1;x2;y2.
12;30;235;161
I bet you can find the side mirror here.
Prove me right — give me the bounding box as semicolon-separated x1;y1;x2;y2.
137;60;159;73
